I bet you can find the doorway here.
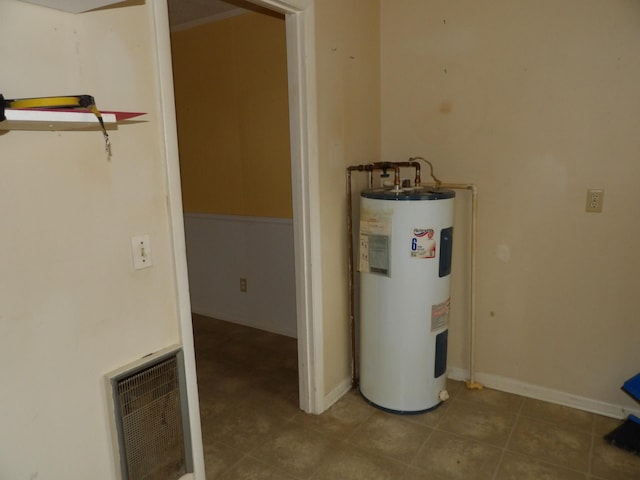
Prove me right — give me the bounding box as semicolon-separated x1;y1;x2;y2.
158;0;323;416
172;7;297;337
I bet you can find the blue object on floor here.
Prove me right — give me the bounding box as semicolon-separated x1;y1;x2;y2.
604;373;640;456
604;416;640;456
622;373;640;402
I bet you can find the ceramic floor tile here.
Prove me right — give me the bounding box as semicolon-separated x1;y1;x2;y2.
454;385;525;413
202;441;245;479
196;364;260;401
193;315;632;480
521;398;594;433
411;429;502;480
254;351;299;378
346;410;433;463
590;437;640;480
496;451;587;480
201;398;290;452
196;347;254;374
200;391;231;425
438;397;517;447
233;372;301;420
308;443;408;480
215;341;272;370
292;393;374;438
445;378;465;399
217;456;300;480
402;400;451;429
250;423;334;478
401;465;449;480
593;414;624;437
508;416;592;472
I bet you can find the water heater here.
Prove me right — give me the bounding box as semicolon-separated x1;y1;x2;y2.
359;186;455;413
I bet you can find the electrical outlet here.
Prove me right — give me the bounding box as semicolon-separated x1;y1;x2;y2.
586;189;604;213
240;278;247;292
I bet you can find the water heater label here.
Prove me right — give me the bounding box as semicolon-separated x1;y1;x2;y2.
431;298;450;331
410;228;436;259
359;207;392;276
360;234;390;275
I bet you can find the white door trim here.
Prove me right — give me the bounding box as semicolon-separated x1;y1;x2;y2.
275;0;325;416
155;0;323;467
246;0;324;415
150;2;205;478
154;0;323;474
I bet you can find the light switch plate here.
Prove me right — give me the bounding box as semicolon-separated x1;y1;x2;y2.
131;235;152;270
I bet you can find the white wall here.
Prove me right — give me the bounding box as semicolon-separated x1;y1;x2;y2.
184;214;297;337
381;0;640;417
0;1;196;477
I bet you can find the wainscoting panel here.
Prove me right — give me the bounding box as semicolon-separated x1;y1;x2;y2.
183;213;297;338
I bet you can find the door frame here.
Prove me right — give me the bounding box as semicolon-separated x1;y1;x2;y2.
266;0;324;415
152;2;324;476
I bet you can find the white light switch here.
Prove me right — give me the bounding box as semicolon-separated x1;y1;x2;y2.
131;235;153;270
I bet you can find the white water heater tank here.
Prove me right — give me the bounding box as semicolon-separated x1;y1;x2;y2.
359;186;455;413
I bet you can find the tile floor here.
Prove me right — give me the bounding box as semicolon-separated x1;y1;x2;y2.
192;314;640;479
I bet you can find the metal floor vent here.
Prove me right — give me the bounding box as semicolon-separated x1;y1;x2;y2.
107;347;193;480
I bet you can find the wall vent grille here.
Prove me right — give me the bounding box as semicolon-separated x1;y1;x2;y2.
108;347;192;480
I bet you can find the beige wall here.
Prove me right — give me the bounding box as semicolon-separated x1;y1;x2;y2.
315;0;382;394
0;1;185;477
381;0;640;411
171;12;292;219
4;6;637;477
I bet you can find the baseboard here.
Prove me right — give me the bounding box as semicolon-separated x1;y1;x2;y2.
447;367;640;420
191;308;296;339
323;377;353;411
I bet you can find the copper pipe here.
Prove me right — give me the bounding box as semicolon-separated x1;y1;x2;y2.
346;168;358;387
409;156;440;187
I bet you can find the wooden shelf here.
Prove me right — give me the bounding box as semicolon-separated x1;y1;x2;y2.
0;109;145;131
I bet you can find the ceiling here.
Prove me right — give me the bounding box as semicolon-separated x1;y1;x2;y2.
167;0;255;28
